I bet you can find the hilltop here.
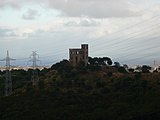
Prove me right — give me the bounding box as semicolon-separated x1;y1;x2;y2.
1;59;160;120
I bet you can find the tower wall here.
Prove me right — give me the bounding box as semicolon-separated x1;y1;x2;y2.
69;44;88;66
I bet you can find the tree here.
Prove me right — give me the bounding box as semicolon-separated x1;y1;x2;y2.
114;62;120;68
88;57;112;66
51;60;73;74
118;67;128;73
76;61;87;73
88;57;96;65
123;64;128;69
103;57;112;65
128;68;134;73
142;65;151;73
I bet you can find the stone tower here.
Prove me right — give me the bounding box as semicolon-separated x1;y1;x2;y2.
69;44;88;66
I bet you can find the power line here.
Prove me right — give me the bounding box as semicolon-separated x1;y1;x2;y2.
33;13;160;63
12;10;160;65
90;18;160;53
0;8;159;66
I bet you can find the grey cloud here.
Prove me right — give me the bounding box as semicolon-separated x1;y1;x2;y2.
0;28;17;38
22;9;40;20
46;0;139;18
79;19;100;26
65;19;100;27
0;0;43;8
0;0;141;18
0;0;26;8
0;0;145;18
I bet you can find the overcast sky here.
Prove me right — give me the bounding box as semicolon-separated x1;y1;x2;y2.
0;0;160;66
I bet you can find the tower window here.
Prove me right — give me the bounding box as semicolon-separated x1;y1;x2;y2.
76;56;78;64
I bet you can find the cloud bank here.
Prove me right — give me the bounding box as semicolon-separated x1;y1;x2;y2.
0;0;141;18
46;0;139;18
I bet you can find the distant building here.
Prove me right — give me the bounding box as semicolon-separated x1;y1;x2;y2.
69;44;88;66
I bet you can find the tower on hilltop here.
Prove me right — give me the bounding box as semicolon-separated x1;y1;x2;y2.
69;44;88;66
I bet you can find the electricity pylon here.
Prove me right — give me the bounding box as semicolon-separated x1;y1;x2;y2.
0;50;15;96
28;51;40;86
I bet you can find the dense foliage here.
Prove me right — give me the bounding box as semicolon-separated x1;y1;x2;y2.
0;58;160;120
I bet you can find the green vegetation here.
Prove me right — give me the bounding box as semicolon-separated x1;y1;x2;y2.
0;58;160;120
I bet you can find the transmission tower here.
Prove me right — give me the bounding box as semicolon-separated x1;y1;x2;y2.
29;51;40;86
0;50;15;96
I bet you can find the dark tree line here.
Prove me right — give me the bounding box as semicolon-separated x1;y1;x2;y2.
88;57;112;66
